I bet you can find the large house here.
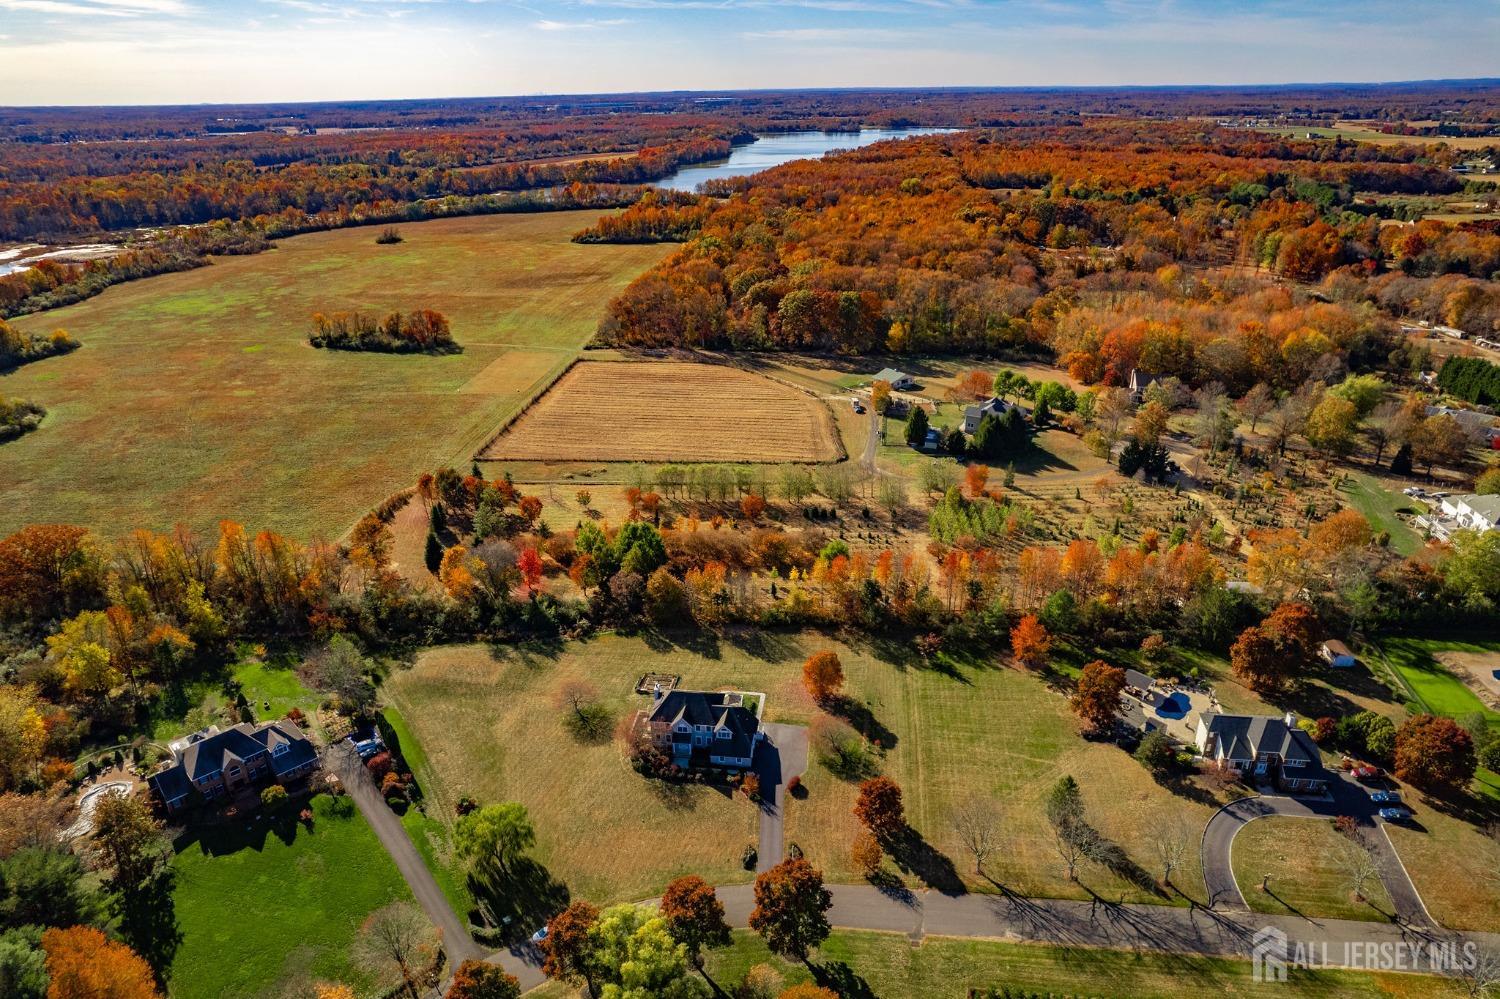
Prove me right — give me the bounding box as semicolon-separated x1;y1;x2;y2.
1418;493;1500;541
645;689;763;770
872;368;916;391
963;396;1009;435
147;720;319;814
1195;712;1331;795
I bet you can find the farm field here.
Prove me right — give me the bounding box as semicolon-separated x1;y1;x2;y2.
478;359;844;463
167;793;414;999
1230;817;1395;922
0;211;671;541
530;928;1465;999
1253;122;1500;150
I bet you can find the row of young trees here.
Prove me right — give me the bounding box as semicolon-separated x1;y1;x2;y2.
309;309;458;354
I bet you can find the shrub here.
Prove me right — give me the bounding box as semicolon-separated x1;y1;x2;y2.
260;784;289;810
741;844;758;870
375;226;404;245
366;751;394;779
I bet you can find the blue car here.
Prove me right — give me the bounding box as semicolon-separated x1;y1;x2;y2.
1369;790;1401;804
1377;807;1410;822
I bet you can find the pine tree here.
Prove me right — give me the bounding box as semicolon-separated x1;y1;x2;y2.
424;530;442;573
904;405;929;446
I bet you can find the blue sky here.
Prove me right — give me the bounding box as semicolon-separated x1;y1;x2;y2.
0;0;1496;106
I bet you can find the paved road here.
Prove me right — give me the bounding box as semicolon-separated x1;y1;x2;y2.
753;722;810;873
489;882;1499;994
1201;776;1431;925
329;744;484;966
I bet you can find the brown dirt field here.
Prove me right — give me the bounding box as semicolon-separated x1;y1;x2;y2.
479;360;843;463
387;495;440;592
1435;650;1500;708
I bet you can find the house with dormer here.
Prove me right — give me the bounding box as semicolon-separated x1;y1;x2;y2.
1195;712;1330;795
147;720;319;814
645;689;763;770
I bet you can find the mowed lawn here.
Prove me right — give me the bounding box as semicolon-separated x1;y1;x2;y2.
531;928;1465;999
0;211;670;541
780;645;1231;904
385;632;1230;908
1230;817;1394;922
168;794;414;999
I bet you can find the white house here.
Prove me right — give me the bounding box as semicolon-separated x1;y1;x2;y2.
1440;493;1500;533
963;396;1008;435
872;368;916;391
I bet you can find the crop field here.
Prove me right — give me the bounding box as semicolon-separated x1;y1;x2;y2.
0;211;671;541
479;360;844;463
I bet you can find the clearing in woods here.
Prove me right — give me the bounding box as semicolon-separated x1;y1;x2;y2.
0;211;670;541
480;360;844;463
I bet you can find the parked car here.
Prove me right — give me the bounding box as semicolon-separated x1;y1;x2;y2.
1377;807;1411;822
1352;765;1384;780
852;400;865;414
530;925;549;944
1370;790;1401;803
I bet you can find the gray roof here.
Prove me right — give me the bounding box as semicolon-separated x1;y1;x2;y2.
1201;713;1329;777
1124;668;1156;690
649;690;760;762
1128;369;1160;391
873;368;908;384
150;720;314;800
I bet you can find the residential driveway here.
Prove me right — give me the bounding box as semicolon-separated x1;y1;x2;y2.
753;722;809;873
1200;776;1432;926
328;744;484;965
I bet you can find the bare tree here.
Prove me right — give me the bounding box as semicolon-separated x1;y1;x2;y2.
1150;815;1193;888
949;796;1003;877
1457;946;1500;999
354;902;436;998
1095;388;1134;440
1057;821;1099;883
1333;834;1380;905
556;680;598;720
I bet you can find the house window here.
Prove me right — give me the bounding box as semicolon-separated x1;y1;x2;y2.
273;742;289;756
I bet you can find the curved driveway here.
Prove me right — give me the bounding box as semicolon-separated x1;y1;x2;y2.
1201;776;1431;926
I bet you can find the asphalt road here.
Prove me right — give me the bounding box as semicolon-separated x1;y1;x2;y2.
1200;775;1432;925
754;722;810;873
329;743;484;966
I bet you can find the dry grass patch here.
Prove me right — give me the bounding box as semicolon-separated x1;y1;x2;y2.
1385;813;1500;931
1230;817;1395;922
479;360;843;463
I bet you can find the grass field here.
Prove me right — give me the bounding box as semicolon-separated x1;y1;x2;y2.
479;360;843;463
383;638;772;904
1339;474;1422;556
0;211;670;541
1230;818;1395;922
531;928;1464;999
385;632;1235;908
168;793;414;999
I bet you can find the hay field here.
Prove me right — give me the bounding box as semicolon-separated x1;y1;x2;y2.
480;360;843;463
0;211;670;541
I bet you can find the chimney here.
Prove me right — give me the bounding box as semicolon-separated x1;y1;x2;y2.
1283;712;1296;727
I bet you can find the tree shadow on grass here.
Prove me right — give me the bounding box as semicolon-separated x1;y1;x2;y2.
1086;836;1168;900
485;637;565;667
118;869;182;981
722;627;804;663
812;960;879;999
468;857;570;943
888;828;966;897
828;695;898;752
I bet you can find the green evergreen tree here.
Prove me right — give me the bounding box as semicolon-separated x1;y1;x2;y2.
904;404;929;446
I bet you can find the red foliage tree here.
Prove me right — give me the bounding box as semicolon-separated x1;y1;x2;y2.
1071;660;1126;735
446;959;521;999
853;776;905;840
1394;714;1477;790
659;874;732;967
540;901;600;992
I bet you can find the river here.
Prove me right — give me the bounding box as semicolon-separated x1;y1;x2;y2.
657;127;959;192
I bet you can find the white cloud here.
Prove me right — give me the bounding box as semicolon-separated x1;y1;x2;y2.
533;16;630;29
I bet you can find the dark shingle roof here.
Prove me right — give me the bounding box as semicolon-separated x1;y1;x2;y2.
649;691;760;761
1202;713;1330;780
152;720;314;796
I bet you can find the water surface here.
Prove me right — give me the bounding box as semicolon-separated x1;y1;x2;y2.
658;127;959;191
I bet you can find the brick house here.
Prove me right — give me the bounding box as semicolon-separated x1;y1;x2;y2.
1195;712;1331;795
148;721;319;813
645;690;763;770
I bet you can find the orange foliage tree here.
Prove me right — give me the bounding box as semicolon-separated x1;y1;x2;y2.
801;651;844;705
1009;614;1052;669
42;925;160;999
